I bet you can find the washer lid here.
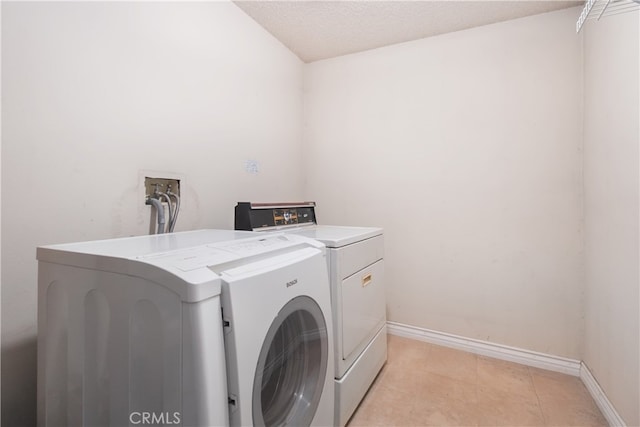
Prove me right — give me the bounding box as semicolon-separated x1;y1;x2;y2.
37;230;322;302
37;229;257;260
286;225;382;248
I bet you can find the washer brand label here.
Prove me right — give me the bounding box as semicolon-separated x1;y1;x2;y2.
286;279;298;288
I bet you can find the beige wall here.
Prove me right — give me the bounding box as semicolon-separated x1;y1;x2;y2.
583;12;640;427
3;2;638;425
1;2;303;424
304;8;584;358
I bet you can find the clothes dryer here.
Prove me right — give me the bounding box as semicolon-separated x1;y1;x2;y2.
235;202;387;426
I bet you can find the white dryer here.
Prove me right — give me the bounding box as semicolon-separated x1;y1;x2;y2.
37;229;334;427
235;202;387;426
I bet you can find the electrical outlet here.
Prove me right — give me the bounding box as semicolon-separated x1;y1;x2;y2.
145;177;180;198
244;160;259;174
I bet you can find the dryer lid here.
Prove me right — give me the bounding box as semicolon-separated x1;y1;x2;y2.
234;202;383;247
284;224;382;248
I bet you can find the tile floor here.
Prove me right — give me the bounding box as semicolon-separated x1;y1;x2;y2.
347;335;608;427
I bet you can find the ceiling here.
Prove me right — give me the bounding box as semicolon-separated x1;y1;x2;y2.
234;1;583;62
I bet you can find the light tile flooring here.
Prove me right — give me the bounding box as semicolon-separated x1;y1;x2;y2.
347;335;608;427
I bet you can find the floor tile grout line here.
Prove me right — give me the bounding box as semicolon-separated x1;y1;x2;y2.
475;351;480;427
528;365;548;426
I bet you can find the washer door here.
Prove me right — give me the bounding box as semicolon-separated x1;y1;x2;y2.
252;296;328;427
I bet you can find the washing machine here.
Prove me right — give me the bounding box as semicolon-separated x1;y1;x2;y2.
219;234;334;427
235;202;387;426
37;229;334;427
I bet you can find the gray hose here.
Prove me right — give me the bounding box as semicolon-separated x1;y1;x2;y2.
145;197;165;234
167;190;180;232
155;191;173;234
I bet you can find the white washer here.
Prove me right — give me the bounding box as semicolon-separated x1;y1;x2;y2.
37;229;334;427
235;202;387;426
219;234;334;427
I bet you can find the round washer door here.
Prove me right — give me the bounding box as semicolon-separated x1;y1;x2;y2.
252;295;329;427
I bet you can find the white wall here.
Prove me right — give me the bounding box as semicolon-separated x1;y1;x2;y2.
583;12;640;427
0;2;3;421
304;8;584;358
1;2;303;424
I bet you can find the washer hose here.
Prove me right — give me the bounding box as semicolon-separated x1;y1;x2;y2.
167;190;180;232
155;191;173;233
145;197;165;234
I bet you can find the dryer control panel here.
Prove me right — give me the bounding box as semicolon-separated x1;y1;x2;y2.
235;201;317;231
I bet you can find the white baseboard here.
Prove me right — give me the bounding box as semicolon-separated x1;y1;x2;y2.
387;321;626;426
580;363;626;427
387;321;581;375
